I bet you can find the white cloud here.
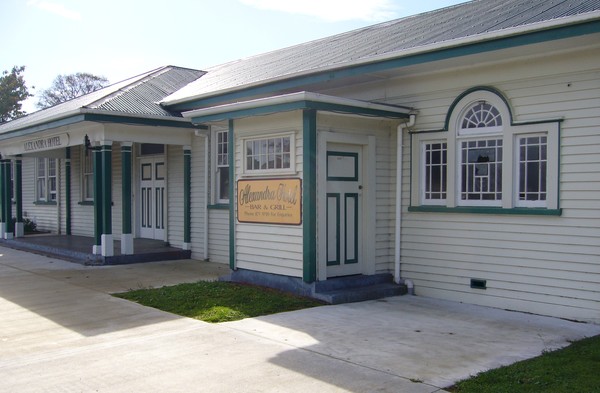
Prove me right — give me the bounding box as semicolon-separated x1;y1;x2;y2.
240;0;400;22
27;0;82;20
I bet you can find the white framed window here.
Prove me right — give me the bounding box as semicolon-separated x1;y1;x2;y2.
421;141;447;204
213;129;229;203
82;147;94;201
242;132;295;175
36;158;57;202
515;134;547;207
412;88;559;211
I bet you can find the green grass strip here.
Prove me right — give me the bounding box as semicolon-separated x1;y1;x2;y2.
114;281;323;323
449;334;600;393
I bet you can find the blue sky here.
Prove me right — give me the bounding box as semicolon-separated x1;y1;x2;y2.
2;0;464;112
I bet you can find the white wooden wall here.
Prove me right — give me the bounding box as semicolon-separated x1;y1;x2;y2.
325;45;600;322
233;112;304;277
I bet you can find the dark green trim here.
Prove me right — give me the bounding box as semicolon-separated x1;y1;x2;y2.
228;120;236;271
408;205;562;216
345;193;359;264
33;200;58;206
93;146;103;246
326;151;359;181
208;203;229;210
0;115;87;141
444;86;513;130
0;159;12;228
82;114;198;129
302;110;317;283
15;157;22;223
121;145;132;234
556;122;562;211
0;114;201;142
101;143;112;236
183;148;191;244
190;100;409;124
4;160;13;232
78;201;95;206
171;20;600;112
65;147;71;235
326;193;340;266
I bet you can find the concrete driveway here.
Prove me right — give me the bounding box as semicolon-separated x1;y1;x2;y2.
1;246;599;392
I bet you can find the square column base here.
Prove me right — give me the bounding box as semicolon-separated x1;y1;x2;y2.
101;234;114;257
121;233;134;255
182;242;191;251
0;223;5;239
15;222;24;238
93;244;102;255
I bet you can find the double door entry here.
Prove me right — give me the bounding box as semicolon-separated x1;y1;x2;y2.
139;157;166;240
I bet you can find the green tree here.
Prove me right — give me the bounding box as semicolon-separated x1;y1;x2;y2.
0;66;33;124
37;72;108;109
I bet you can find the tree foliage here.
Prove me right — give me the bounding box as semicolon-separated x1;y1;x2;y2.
37;72;109;109
0;65;33;124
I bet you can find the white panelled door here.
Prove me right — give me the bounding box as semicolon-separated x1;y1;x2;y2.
326;143;363;277
139;157;166;240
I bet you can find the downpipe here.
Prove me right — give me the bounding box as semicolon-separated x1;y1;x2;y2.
394;114;416;290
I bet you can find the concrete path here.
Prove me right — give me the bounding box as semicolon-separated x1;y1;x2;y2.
1;246;599;392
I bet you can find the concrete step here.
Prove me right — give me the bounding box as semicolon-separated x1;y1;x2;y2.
313;282;406;304
314;273;396;292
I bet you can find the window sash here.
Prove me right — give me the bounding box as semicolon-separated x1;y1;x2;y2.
516;134;547;207
83;148;94;200
244;135;292;173
422;142;447;204
459;138;503;205
215;130;229;203
36;158;57;202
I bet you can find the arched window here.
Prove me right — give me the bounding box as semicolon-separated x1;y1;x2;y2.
412;87;559;212
457;100;505;205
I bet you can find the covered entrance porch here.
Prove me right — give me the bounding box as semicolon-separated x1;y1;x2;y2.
0;234;191;265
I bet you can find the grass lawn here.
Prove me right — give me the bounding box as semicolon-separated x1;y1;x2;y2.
114;281;323;323
448;334;600;393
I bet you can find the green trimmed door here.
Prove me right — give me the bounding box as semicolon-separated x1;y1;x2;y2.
326;144;362;277
139;157;166;240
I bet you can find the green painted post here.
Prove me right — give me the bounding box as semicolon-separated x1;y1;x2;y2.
101;142;112;236
228;120;236;271
15;156;23;227
0;161;5;232
183;147;191;246
4;160;13;236
302;110;317;283
93;146;103;248
65;148;71;235
121;144;132;235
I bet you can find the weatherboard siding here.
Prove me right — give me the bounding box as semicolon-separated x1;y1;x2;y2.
167;145;184;248
370;48;600;322
20;157;57;232
233;113;304;277
208;209;229;264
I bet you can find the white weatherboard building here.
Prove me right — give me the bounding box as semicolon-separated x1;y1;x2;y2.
0;0;598;323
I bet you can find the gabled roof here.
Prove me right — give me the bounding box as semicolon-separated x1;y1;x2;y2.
162;0;600;107
0;66;205;135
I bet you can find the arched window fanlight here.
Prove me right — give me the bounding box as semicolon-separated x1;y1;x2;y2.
461;101;502;129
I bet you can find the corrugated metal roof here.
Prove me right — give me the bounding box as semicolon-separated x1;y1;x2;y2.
0;66;204;134
163;0;600;105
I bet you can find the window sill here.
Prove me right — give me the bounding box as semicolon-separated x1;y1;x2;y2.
33;201;57;206
408;205;562;216
208;203;229;210
78;201;94;206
